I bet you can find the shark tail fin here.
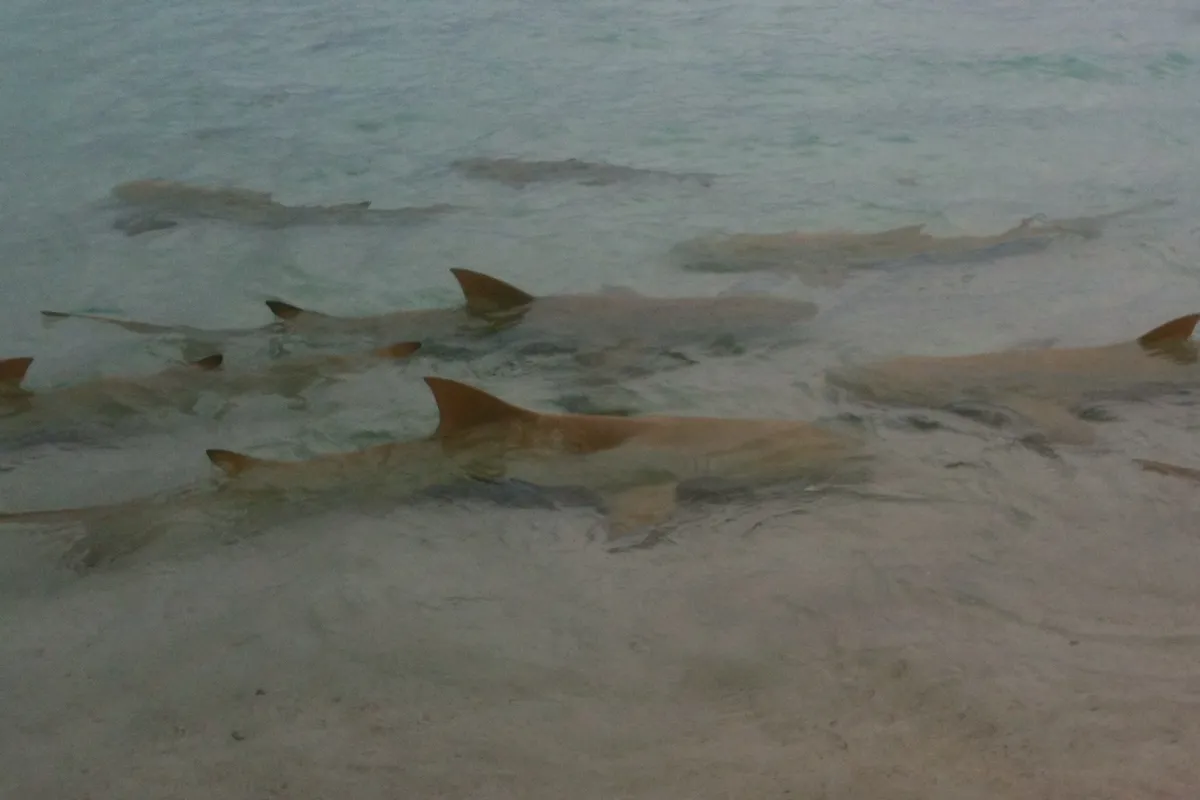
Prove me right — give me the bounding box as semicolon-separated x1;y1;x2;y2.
190;354;224;370
1138;313;1200;347
373;342;422;359
423;376;536;436
0;357;34;386
265;300;306;320
449;268;536;314
206;449;265;477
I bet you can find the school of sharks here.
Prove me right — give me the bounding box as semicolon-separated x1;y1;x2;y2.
2;159;1197;570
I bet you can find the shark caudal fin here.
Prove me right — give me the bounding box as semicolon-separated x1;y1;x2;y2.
373;342;422;359
189;354;224;370
423;376;536;436
0;357;33;387
265;300;307;320
1136;313;1200;363
449;268;536;315
206;449;266;477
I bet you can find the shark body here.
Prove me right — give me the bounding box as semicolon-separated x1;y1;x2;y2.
450;157;715;188
672;201;1172;284
0;342;420;438
41;268;817;366
826;313;1200;444
0;376;865;564
110;179;457;234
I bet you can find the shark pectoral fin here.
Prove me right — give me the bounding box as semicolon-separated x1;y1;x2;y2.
190;354;224;370
0;357;34;387
373;341;422;359
449;268;536;315
998;394;1095;445
1134;458;1200;483
601;482;679;539
206;449;263;477
265;300;306;320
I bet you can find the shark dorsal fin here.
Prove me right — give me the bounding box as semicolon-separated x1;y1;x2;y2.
374;341;422;359
0;357;33;386
266;300;307;320
190;354;224;370
449;268;536;314
1137;314;1200;363
424;376;537;436
206;448;262;476
1138;314;1200;347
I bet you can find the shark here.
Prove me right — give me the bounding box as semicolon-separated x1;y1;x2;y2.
825;313;1200;445
450;156;715;188
40;268;818;369
0;375;867;567
0;341;420;436
109;178;458;235
205;376;867;536
671;200;1173;285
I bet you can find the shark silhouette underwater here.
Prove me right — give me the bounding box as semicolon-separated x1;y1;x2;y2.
826;313;1200;445
0;341;421;445
109;179;459;235
0;376;867;568
671;200;1173;285
41;268;819;369
450;156;716;188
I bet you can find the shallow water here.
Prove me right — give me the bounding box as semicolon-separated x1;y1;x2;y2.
2;0;1200;796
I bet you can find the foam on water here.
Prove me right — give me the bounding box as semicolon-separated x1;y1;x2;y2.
2;0;1200;795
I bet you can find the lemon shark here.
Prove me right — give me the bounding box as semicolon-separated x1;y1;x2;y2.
672;200;1172;285
0;376;866;563
110;178;458;235
40;268;818;363
0;341;420;434
205;376;866;535
825;313;1200;445
450;157;715;188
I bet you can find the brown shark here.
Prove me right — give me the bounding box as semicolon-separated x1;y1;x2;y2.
207;376;866;535
0;374;865;570
0;342;420;425
826;313;1200;445
110;178;458;234
41;268;816;364
446;267;817;351
672;201;1172;284
450;156;715;188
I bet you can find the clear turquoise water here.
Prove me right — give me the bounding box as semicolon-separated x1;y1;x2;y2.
2;0;1200;796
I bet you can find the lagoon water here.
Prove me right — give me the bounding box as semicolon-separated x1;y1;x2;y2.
2;0;1200;796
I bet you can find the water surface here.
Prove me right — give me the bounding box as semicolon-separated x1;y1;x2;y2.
2;0;1199;796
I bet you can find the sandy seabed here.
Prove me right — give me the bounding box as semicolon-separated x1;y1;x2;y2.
2;435;1197;800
